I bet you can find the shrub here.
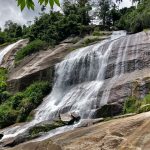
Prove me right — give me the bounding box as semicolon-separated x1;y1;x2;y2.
84;37;100;46
0;91;12;104
138;104;150;113
29;121;65;137
0;104;18;128
15;40;48;61
123;97;141;114
142;94;150;104
123;93;150;114
10;93;25;110
0;68;7;93
16;81;51;122
0;81;51;128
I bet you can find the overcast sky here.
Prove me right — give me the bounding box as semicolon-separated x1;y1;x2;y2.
0;0;132;29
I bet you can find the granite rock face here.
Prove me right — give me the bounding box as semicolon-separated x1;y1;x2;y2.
7;43;72;92
1;39;28;70
97;31;150;105
7;32;150;99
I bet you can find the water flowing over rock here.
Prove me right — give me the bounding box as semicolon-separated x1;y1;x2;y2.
2;30;150;143
0;40;27;67
34;31;127;123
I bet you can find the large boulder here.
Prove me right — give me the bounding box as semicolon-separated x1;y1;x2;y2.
94;102;123;118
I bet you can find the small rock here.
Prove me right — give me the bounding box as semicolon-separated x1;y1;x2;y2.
60;112;81;125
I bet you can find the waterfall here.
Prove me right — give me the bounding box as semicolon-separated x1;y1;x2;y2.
1;31;128;140
0;40;23;65
34;32;126;122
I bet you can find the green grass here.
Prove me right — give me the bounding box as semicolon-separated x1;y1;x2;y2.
83;37;101;46
15;39;48;61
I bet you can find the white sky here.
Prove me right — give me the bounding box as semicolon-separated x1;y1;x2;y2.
0;0;132;29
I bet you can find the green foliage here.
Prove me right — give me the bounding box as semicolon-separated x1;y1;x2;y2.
123;97;141;114
0;91;12;104
29;121;65;137
0;32;7;45
4;20;23;40
83;37;100;45
0;104;18;128
123;93;150;114
15;81;51;122
117;0;150;33
0;68;50;128
0;68;7;93
0;81;51;128
15;39;47;61
97;0;111;28
17;0;60;11
138;104;150;113
28;1;91;45
93;31;103;36
10;93;25;110
142;94;150;104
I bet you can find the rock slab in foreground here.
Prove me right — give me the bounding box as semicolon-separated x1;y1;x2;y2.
4;112;150;150
4;139;61;150
52;111;150;150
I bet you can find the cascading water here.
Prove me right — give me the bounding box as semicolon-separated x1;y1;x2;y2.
0;40;23;65
1;31;127;141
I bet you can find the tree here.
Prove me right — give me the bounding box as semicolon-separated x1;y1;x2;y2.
110;3;121;26
4;20;23;39
63;0;91;25
0;32;6;44
15;26;23;37
97;0;111;28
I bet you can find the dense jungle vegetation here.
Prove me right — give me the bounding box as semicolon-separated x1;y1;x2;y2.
1;0;150;48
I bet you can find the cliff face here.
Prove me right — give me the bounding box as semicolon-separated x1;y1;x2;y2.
6;31;150;101
1;39;28;70
7;43;72;92
99;31;150;104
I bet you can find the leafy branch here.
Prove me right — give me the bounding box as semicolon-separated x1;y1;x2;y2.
16;0;60;11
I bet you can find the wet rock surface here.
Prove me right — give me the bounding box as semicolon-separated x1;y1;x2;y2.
0;120;66;148
3;112;150;150
1;39;28;70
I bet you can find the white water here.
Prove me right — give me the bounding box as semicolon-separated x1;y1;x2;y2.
1;31;127;141
0;40;23;65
